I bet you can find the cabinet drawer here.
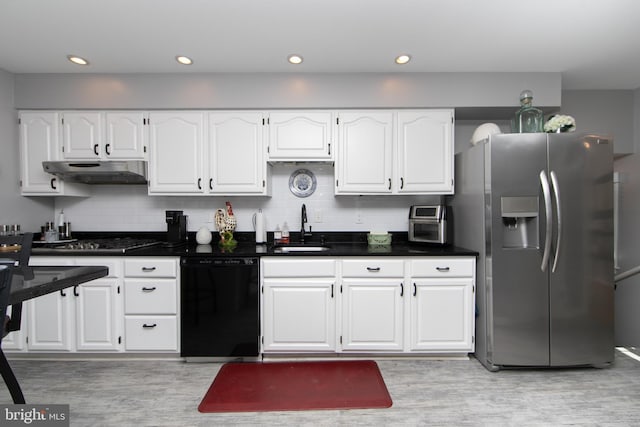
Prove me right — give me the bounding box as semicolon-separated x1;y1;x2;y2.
124;316;178;351
262;258;336;277
411;258;475;277
124;279;177;314
342;259;404;277
125;258;177;278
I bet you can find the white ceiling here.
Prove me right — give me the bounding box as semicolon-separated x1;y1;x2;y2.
1;0;640;90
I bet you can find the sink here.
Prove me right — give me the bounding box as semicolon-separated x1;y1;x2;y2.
273;245;331;253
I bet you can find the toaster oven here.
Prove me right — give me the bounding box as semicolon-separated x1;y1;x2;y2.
408;205;452;245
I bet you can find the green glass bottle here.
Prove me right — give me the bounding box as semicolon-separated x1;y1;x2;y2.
511;90;544;133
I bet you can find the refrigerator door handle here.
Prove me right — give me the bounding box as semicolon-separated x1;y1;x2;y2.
550;171;562;273
540;170;553;272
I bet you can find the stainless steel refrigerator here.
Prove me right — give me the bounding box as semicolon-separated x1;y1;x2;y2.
452;132;614;371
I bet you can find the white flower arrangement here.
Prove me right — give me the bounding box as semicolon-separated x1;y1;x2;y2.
544;115;576;133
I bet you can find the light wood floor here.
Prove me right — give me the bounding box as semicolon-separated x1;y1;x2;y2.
2;350;640;426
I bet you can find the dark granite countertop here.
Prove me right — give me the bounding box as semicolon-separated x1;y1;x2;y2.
9;265;109;304
31;231;478;258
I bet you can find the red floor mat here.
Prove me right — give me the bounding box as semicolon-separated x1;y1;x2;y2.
198;360;393;413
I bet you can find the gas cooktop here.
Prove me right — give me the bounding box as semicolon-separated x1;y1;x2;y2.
33;237;162;254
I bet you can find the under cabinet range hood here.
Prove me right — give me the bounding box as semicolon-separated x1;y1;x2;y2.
42;160;148;184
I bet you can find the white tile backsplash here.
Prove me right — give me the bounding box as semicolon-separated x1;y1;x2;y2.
54;164;441;233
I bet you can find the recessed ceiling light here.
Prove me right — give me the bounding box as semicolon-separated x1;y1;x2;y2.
395;54;411;65
67;55;89;66
287;54;303;65
176;55;193;65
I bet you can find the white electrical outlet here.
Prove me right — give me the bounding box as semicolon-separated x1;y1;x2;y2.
355;211;363;224
314;209;323;223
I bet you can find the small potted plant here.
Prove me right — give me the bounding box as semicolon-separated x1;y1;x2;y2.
544;115;576;133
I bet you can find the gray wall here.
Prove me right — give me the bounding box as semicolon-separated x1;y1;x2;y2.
612;88;640;346
14;72;561;119
560;90;635;154
0;69;53;230
557;90;639;345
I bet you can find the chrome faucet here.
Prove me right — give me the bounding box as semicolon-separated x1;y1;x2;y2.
301;204;312;243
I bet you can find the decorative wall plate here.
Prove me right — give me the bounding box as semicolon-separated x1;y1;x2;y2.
289;169;317;198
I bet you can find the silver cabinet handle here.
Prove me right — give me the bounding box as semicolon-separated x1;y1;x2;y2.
366;267;381;272
540;170;553;272
141;266;156;272
550;170;562;273
436;266;450;272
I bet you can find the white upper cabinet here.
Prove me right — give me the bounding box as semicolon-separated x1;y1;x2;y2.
208;112;268;194
335;109;454;195
148;111;270;196
148;112;205;194
61;112;104;159
19;111;89;196
335;111;394;194
104;112;148;159
18;108;453;197
396;110;454;194
267;111;333;161
62;111;146;160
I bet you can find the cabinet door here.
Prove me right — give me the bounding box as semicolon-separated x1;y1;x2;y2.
410;279;474;352
105;112;147;159
19;112;63;194
26;288;74;351
148;112;205;194
262;279;336;352
396;110;454;194
268;111;333;160
1;304;26;351
26;258;74;351
75;279;121;351
61;112;104;159
208;112;266;194
336;111;393;194
341;279;404;351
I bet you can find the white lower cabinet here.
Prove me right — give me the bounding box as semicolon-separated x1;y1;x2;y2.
261;256;476;355
26;283;73;351
262;279;336;352
340;259;404;352
409;258;475;352
7;256;180;355
0;305;26;350
123;258;179;352
124;317;178;351
74;277;120;351
23;257;122;352
261;258;337;352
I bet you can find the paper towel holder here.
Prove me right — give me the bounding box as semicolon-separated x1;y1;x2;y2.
252;209;267;244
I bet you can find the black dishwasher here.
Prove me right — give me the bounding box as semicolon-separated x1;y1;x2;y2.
180;257;259;359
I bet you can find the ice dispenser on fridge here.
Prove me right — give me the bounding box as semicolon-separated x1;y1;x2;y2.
500;196;539;249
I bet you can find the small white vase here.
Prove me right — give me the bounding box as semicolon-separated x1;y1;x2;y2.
195;226;212;245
